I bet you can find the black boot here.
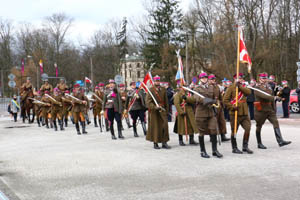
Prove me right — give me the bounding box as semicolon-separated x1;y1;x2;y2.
82;121;88;134
243;141;253;154
37;118;41;127
59;119;65;131
256;131;267;149
45;119;49;129
199;136;210;158
179;135;185;146
105;119;110;132
50;120;53;129
231;136;243;154
189;135;198;145
64;118;68;127
110;124;116;140
162;142;171;149
94;117;98;127
118;123;124;139
154;143;160;149
53;120;58;131
221;133;230;142
98;119;103;132
126;118;132;129
211;135;223;158
75;123;81;135
133;123;139;137
141;122;147;136
274;128;291;147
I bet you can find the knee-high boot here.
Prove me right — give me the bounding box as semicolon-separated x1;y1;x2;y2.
242;132;253;154
117;122;124;139
256;130;267;149
53;120;58;131
141;122;147;136
211;135;223;158
94;117;98;127
179;135;185;146
75;123;81;135
274;128;291;147
231;136;243;154
199;136;209;158
133;122;139;137
98;119;103;132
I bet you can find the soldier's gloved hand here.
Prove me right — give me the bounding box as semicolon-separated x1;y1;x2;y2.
182;95;187;100
203;98;217;106
155;106;162;111
232;105;238;111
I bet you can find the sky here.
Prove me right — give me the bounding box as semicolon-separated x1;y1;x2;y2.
0;0;193;44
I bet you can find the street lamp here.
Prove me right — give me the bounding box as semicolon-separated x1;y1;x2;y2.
80;45;94;88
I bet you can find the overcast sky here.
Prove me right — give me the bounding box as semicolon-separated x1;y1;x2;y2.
0;0;192;43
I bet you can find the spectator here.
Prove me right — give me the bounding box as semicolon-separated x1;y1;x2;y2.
165;82;174;122
10;95;20;122
280;80;291;118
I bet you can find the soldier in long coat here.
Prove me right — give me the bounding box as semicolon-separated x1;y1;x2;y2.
125;81;147;137
195;72;223;158
173;86;198;146
41;90;52;129
146;76;170;149
253;73;291;149
72;84;89;135
49;88;64;131
92;84;104;132
102;79;124;140
119;83;132;129
208;74;230;142
33;90;43;127
223;73;253;154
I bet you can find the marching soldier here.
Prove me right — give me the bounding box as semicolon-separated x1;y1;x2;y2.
72;84;89;135
33;90;43;127
92;85;104;132
146;75;171;149
40;79;53;95
173;85;198;146
20;77;33;103
56;78;69;94
41;90;52;129
195;72;222;158
208;74;230;142
49;88;64;131
223;73;253;154
102;79;124;140
254;73;291;149
119;83;132;129
125;81;147;137
61;90;72;127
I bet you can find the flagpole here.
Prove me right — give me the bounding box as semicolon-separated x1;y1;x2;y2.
234;27;241;137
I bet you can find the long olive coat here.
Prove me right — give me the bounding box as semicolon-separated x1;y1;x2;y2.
173;90;198;135
146;86;169;143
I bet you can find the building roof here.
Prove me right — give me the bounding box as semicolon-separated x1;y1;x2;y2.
120;53;145;62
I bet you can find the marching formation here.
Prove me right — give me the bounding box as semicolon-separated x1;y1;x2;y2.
15;71;292;159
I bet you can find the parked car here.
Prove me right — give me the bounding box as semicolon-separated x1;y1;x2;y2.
289;89;299;113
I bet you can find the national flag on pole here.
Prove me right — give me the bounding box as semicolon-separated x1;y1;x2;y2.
239;28;252;73
141;71;154;93
21;59;25;75
85;77;92;84
175;50;185;85
39;60;44;74
54;63;58;77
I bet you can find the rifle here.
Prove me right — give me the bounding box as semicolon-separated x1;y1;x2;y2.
141;82;166;112
91;92;103;103
65;93;86;104
32;99;49;106
45;94;62;106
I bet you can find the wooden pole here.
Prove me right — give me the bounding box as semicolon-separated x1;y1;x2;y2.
183;100;188;142
234;28;241;137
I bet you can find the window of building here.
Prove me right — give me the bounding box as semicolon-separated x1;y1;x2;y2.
137;71;140;78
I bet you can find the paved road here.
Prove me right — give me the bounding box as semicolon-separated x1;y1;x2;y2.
0;116;299;200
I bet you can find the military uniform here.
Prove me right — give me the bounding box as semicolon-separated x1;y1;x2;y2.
223;82;253;154
173;88;198;145
120;89;132;129
41;94;51;128
49;93;64;131
92;89;104;131
253;76;291;148
61;93;72;127
20;82;33;102
72;91;89;135
56;82;69;94
33;94;43;127
40;82;53;95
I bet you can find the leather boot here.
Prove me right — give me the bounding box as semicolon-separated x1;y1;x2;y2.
242;141;253;154
162;142;171;149
118;123;124;139
126;118;132;129
105;119;110;132
221;133;230;142
189;135;198;145
274;128;291;147
45;119;49;129
231;136;243;154
53;120;58;131
256;130;267;149
110;124;116;140
133;123;139;137
82;121;88;134
199;136;210;158
211;135;223;158
75;123;81;135
179;135;185;146
64;118;68;127
98;119;103;132
59;119;65;131
94;117;98;127
154;143;160;149
37;118;41;127
141;122;147;136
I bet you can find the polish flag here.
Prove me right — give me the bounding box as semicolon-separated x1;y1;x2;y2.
39;60;43;74
141;72;154;93
239;28;252;72
85;77;92;84
54;63;58;77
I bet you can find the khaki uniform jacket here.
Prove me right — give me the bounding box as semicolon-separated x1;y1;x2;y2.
223;84;251;116
56;83;69;93
40;83;53;94
20;82;33;100
173;90;198;135
194;84;215;118
102;89;123;114
72;93;88;113
146;86;169;143
49;94;63;112
253;83;276;112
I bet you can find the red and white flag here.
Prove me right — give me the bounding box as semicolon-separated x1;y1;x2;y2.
39;59;44;74
85;77;92;84
54;63;58;77
239;28;252;72
141;72;154;93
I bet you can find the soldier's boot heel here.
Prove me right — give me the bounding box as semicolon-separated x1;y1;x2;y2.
199;136;210;158
256;131;267;149
133;123;139;137
37;119;41;127
189;135;198;145
75;123;81;135
82;122;88;134
141;122;147;136
178;135;185;146
53;120;58;131
242;142;253;154
126;118;132;129
64;118;68;127
231;136;243;154
94;117;98;127
154;143;160;149
98;120;103;132
110;125;116;140
59;120;65;131
211;135;223;158
118;123;125;139
274;128;291;147
162;143;171;149
221;133;230;142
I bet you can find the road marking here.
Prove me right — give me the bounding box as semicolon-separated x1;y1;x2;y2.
0;191;9;200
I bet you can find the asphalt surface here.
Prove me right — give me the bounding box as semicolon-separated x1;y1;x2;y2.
0;114;299;200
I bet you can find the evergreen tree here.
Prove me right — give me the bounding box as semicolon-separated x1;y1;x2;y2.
117;17;128;59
